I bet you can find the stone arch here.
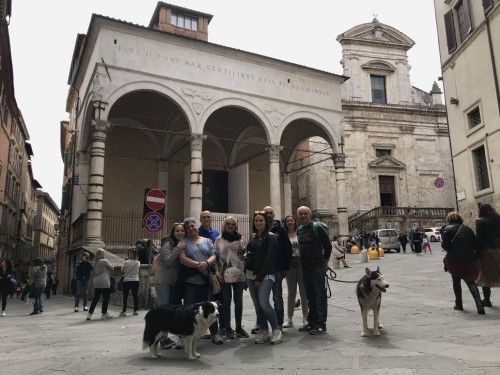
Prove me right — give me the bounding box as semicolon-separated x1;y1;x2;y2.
200;97;272;144
104;81;196;133
108;117;161;158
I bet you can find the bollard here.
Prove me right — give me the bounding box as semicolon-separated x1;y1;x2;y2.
360;250;368;263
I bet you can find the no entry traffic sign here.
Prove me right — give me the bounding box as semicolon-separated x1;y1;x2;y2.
145;189;166;211
143;211;164;233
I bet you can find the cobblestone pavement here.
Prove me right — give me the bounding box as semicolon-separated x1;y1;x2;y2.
1;243;499;374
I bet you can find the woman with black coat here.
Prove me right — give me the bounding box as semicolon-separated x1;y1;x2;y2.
442;211;484;314
476;203;500;307
245;211;282;345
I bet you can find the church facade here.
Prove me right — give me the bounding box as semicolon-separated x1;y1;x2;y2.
291;19;456;233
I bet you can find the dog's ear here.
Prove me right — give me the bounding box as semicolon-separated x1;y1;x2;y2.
365;268;371;277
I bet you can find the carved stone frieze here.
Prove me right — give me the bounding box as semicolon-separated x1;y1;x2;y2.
182;87;213;115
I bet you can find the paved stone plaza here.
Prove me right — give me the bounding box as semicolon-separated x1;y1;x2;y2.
1;243;499;374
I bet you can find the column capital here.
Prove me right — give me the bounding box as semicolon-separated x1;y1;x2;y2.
189;133;206;152
333;152;346;169
90;119;112;141
267;144;282;163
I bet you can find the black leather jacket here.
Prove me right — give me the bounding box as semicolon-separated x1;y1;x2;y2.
245;232;278;281
441;223;477;261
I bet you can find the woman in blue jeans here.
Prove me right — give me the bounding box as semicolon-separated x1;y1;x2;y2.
153;222;186;348
214;216;248;339
179;218;223;345
245;211;282;345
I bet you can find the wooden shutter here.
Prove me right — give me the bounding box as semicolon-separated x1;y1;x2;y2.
444;10;457;54
483;0;493;12
461;0;472;41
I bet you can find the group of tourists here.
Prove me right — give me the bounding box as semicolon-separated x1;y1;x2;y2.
151;205;332;347
442;203;500;314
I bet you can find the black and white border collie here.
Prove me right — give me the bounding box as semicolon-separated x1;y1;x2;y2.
142;302;219;360
356;267;389;337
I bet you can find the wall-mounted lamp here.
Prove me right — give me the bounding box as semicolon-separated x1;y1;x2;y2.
450;97;459;105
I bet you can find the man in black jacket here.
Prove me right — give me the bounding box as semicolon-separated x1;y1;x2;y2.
263;206;292;330
297;206;332;335
74;253;93;312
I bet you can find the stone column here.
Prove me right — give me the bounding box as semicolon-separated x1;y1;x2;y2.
333;152;348;240
158;161;169;191
83;119;112;249
189;134;204;218
283;172;292;217
268;145;282;219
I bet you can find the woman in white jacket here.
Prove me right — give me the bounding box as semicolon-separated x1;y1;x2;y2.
87;249;114;320
120;248;141;317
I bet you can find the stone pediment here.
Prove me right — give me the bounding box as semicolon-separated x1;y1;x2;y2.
368;155;406;170
361;60;396;72
337;19;415;51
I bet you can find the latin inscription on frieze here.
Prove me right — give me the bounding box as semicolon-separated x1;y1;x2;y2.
116;45;331;97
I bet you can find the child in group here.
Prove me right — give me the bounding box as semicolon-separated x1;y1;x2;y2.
15;282;22;298
422;234;432;254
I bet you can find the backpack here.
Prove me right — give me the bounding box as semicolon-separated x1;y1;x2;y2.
311;221;330;240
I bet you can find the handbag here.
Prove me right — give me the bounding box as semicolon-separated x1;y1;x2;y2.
209;274;221;295
109;276;116;293
117;276;124;292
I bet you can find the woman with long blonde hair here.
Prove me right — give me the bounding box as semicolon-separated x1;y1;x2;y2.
87;248;114;320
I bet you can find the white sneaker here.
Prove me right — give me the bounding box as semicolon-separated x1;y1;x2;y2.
1;311;6;316
83;306;88;311
270;329;283;345
282;320;294;328
119;312;126;317
254;331;270;344
101;313;113;319
74;307;79;312
86;313;92;321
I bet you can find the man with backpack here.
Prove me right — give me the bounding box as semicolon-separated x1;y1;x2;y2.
74;253;93;312
297;206;332;335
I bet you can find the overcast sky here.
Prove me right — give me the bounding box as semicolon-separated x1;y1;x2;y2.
9;0;441;205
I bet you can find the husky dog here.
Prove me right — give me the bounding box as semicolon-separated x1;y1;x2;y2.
356;267;389;337
142;302;219;360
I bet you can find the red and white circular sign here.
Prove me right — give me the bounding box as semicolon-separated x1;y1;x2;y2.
145;189;166;211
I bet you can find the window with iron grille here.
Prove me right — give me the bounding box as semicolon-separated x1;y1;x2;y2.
472;146;490;191
376;149;391;158
371;75;387;104
467;106;482;129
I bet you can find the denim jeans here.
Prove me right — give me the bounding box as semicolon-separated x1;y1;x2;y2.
155;284;176;306
220;282;244;329
184;282;219;335
122;280;139;312
248;278;278;331
74;279;90;308
33;286;44;313
302;263;327;330
286;264;308;321
272;271;284;327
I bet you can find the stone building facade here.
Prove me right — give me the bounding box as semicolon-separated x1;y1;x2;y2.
0;0;43;278
57;2;348;291
292;19;456;234
433;0;500;227
32;191;60;270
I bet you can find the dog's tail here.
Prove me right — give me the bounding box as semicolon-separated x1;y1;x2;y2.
142;309;156;350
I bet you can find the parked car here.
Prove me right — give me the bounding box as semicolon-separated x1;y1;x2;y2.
374;229;400;253
423;227;441;242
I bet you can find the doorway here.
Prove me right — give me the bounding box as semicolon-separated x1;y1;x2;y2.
379;175;396;206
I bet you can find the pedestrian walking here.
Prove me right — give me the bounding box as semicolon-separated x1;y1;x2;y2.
45;271;54;299
52;278;59;296
119;248;141;317
178;217;223;345
422;233;432;254
442;212;484;314
263;206;292;331
74;253;93;312
29;258;47;315
154;222;186;349
87;249;114;320
245;211;282;344
332;236;350;268
0;259;14;316
297;206;332;335
476;203;500;307
412;228;423;255
282;215;309;330
214;216;248;339
398;233;408;253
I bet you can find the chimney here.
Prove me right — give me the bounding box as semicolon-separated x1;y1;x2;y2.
148;2;213;42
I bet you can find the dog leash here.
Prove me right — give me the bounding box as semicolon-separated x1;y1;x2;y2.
325;267;358;298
